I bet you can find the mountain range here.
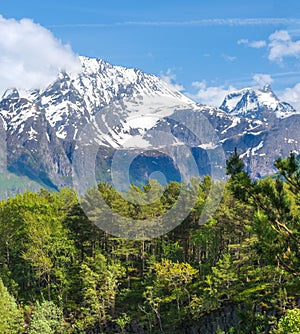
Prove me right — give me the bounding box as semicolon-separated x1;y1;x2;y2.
1;56;300;197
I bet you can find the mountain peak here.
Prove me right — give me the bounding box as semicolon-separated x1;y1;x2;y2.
78;56;112;74
261;84;272;93
17;56;193;140
2;88;19;100
219;86;297;120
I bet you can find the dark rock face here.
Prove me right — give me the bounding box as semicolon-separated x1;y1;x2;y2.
183;304;242;334
0;58;300;196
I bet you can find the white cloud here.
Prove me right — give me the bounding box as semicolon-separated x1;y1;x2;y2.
222;54;237;62
237;38;248;45
237;38;266;48
252;73;274;87
268;30;300;62
50;18;300;28
238;30;300;64
160;69;184;92
279;83;300;110
250;40;267;48
0;15;81;94
191;81;237;107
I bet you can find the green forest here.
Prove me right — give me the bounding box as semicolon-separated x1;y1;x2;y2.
0;152;300;333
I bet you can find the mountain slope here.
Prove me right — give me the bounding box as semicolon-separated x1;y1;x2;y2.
0;90;71;190
0;57;300;195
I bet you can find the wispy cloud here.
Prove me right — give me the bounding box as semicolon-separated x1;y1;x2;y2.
252;73;273;86
190;81;237;107
268;30;300;62
160;69;184;92
280;83;300;110
49;18;300;29
0;15;81;94
238;30;300;64
237;38;266;48
222;54;237;62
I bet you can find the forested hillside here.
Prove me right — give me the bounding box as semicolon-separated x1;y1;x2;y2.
0;153;300;333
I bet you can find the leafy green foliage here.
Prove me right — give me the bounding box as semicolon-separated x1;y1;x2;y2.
272;308;300;334
28;300;64;334
0;154;299;332
0;277;23;333
74;253;124;331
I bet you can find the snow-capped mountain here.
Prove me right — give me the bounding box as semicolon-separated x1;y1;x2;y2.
0;56;300;196
22;56;193;141
219;85;297;120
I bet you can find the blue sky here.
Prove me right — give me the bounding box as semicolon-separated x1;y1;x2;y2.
2;0;300;108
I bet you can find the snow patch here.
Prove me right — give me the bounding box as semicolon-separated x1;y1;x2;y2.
28;126;38;140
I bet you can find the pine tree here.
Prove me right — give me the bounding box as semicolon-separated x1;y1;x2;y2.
226;151;300;275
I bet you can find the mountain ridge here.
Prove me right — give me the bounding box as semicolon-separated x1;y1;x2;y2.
0;56;299;195
219;84;298;120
